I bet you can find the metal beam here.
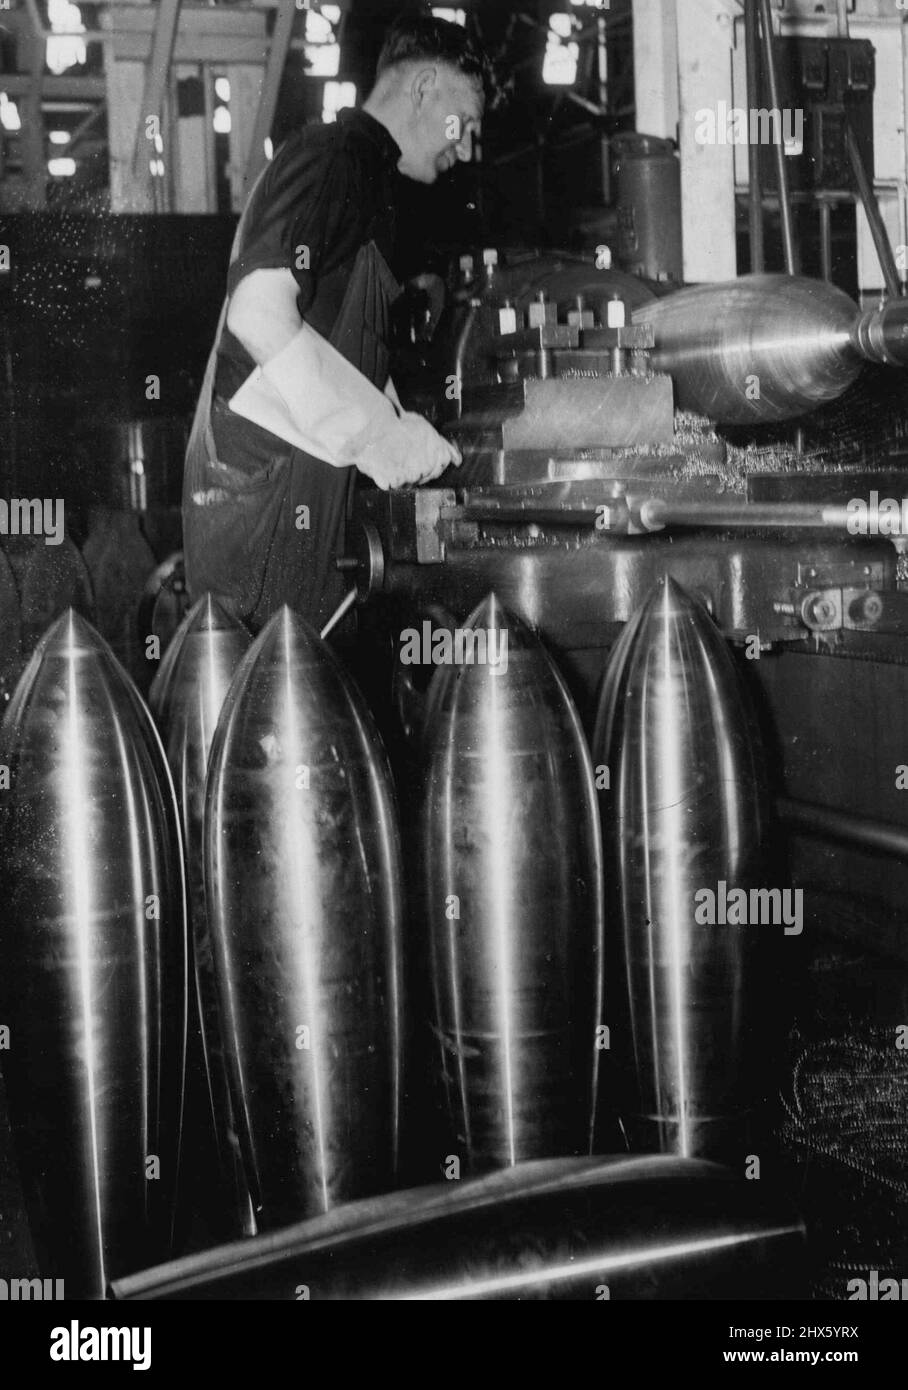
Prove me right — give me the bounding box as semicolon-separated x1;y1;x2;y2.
67;103;107;152
129;0;182;187
243;0;297;199
677;0;737;282
115;35;280;63
634;0;675;138
0;76;107;98
21;0;50;40
846;121;901;299
744;0;764;273
111;7;267;40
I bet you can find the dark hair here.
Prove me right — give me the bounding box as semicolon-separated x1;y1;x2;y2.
376;12;488;88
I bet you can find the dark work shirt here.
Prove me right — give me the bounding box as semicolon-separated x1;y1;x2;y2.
214;108;402;401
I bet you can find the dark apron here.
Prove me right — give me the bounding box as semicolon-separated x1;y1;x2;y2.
183;228;400;635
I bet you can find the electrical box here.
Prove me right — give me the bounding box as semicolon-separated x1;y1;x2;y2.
757;37;875;192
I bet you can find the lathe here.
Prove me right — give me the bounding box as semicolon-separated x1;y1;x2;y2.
346;250;908;971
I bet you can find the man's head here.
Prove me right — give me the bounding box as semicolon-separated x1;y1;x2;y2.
366;14;487;184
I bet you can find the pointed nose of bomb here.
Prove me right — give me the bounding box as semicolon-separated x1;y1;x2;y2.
23;604;108;681
595;575;763;815
0;609;188;1297
421;592;541;729
421;594;604;1174
7;607;137;739
204;606;404;1229
471;591;507;629
150;592;251;732
593;576;768;1161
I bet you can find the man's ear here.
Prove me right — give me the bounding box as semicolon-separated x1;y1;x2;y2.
410;65;438;111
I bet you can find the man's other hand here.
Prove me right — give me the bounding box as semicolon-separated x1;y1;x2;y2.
354;411;461;490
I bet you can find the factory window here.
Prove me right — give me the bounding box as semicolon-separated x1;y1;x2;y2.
305;5;342;79
0;94;21;133
431;7;467;23
323;82;357;125
543;13;580;87
45;0;87;75
211;71;233;215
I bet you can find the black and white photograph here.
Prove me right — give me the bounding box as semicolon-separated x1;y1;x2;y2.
0;0;906;1354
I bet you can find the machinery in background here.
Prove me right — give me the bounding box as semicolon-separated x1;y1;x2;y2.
613;132;683;286
347;246;908;984
640;273;908;424
752;35;875;199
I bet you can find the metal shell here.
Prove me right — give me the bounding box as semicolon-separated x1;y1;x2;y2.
204;605;404;1229
593;577;767;1160
149;594;255;1239
636;273;861;424
421;593;604;1173
111;1154;805;1301
0;609;188;1298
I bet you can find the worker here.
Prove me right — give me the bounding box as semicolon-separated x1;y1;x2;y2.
182;14;487;634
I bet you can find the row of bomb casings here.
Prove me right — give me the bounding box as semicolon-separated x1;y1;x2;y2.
0;578;799;1301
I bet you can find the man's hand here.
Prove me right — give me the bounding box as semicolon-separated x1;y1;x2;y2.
228;271;461;486
353;411;461;490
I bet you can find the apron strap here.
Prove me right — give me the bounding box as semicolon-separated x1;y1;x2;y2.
186;161;273;472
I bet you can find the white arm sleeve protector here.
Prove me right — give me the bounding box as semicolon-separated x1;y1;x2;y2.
227;321;399;466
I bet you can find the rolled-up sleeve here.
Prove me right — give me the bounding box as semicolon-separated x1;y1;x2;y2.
226;132;357;318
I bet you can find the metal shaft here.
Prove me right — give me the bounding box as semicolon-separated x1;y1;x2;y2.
758;0;799;274
744;0;765;273
639;498;855;531
845;123;901;299
320;587;358;641
852;294;908;366
459;495;858;533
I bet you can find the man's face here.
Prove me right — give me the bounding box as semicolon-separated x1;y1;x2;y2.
398;65;484;184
